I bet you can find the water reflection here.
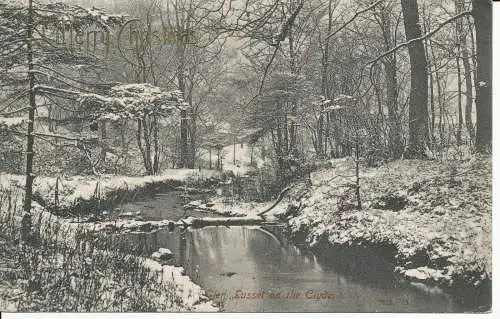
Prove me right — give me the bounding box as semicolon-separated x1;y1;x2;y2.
122;226;466;312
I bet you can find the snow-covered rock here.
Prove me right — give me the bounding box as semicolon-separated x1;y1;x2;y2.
152;248;174;262
118;210;142;218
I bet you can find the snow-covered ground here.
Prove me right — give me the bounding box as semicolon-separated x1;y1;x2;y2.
0;169;220;212
287;156;491;290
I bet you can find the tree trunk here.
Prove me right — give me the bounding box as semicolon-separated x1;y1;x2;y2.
216;147;222;170
373;65;383;118
455;0;464;146
456;54;463;145
283;111;289;155
142;117;152;174
188;93;196;169
377;5;402;158
180;109;189;168
428;32;447;150
188;120;196;169
401;0;429;158
461;31;474;144
385;60;403;158
318;26;327;158
233;135;236;165
355;141;361;209
288;28;297;156
177;39;189;168
250;144;254;166
472;0;492;151
436;66;444;146
325;111;330;156
276;116;284;170
317;106;324;158
324;1;333;158
422;7;435;144
23;0;36;214
137;119;152;175
209;147;212;169
429;69;435;141
99;120;107;163
153;116;159;174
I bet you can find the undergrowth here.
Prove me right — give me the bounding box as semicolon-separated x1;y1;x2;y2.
0;186;186;312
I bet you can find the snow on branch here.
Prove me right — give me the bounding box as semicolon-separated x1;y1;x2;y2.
34;2;125;31
35;85;81;97
333;94;355;103
313;94;355;112
313;97;332;107
79;83;187;121
368;10;472;65
0;116;26;129
324;0;385;41
1;1;125;42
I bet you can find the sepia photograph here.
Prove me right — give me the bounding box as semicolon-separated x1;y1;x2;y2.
0;0;493;314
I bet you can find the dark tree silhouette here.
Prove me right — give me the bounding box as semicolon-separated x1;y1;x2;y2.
401;0;429;158
472;0;492;152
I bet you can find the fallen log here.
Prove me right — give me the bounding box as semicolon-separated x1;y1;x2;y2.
184;203;242;217
176;216;276;229
183;203;220;215
256;186;292;218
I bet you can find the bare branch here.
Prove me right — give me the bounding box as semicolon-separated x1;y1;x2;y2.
258;45;280;94
0;91;30;113
324;0;385;41
33;132;98;143
368;10;472;65
34;64;118;89
0;106;31;116
2;128;98;143
258;0;305;94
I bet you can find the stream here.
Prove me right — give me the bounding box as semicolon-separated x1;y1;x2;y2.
116;192;473;312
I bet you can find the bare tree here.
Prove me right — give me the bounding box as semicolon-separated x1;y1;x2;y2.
372;0;404;158
455;0;475;145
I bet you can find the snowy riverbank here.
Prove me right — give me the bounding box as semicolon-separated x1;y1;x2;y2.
0;169;220;215
0;204;217;312
288;156;491;300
